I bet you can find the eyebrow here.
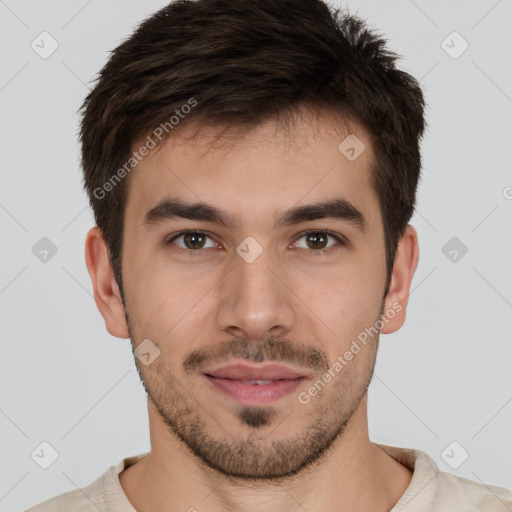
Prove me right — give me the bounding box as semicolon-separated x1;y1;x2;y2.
143;197;366;232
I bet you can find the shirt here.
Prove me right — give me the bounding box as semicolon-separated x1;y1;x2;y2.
26;443;512;511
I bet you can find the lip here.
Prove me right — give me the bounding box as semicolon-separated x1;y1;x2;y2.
204;375;305;405
202;361;310;406
203;362;308;380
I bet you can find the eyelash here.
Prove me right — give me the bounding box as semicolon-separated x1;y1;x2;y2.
166;229;346;255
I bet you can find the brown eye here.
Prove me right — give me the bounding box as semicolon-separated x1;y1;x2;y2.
294;231;344;252
305;232;328;249
168;231;217;250
183;232;206;249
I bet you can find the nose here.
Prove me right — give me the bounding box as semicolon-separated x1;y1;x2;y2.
216;247;296;341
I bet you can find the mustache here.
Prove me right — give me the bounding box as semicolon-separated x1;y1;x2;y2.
182;335;329;374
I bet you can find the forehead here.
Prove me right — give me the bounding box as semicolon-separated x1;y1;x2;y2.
124;111;379;230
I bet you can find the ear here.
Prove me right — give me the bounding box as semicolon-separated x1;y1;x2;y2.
84;226;130;338
380;224;419;334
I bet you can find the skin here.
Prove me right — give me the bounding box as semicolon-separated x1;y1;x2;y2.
85;108;419;512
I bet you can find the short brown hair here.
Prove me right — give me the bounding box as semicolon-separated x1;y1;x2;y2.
79;0;426;300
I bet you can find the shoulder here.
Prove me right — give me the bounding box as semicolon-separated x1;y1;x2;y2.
25;452;149;512
376;443;512;511
25;486;104;512
434;470;512;511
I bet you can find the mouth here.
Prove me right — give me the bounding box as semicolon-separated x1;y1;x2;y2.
202;361;309;405
204;375;305;405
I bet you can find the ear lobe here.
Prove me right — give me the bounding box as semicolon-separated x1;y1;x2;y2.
380;224;419;334
84;226;130;338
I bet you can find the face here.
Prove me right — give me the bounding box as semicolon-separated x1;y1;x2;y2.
114;111;395;479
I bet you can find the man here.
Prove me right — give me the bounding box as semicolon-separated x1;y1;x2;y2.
27;0;512;510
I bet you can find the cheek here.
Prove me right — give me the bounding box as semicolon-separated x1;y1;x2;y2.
121;251;169;337
123;257;216;358
330;295;382;346
302;264;384;344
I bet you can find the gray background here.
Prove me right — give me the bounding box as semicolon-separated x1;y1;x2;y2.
1;0;511;510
